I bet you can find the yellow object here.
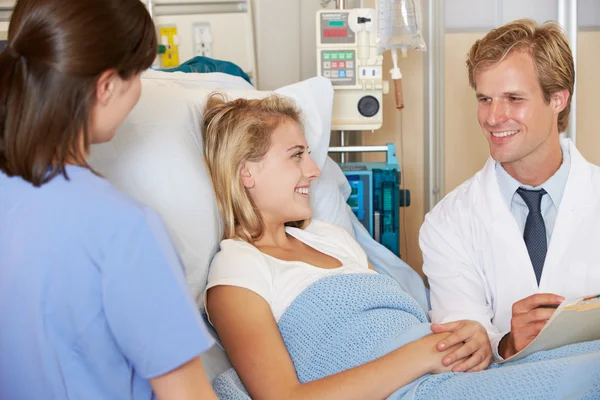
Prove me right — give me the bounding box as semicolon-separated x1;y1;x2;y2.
159;25;180;68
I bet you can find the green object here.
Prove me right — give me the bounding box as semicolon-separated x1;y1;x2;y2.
157;44;166;55
160;56;253;85
329;20;344;27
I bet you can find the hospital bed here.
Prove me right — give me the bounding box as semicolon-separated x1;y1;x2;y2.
87;69;429;382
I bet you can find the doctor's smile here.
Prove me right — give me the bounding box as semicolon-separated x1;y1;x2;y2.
490;129;520;138
488;129;521;144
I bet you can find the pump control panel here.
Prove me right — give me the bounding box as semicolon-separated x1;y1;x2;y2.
316;9;386;131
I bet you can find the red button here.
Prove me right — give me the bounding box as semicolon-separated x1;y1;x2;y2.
331;61;338;68
338;61;346;68
324;29;347;37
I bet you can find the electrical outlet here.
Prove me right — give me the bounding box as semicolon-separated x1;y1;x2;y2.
192;22;212;58
358;66;382;79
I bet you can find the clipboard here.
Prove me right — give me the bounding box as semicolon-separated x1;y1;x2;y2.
496;294;600;364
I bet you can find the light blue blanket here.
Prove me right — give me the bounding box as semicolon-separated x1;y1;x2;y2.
213;273;600;399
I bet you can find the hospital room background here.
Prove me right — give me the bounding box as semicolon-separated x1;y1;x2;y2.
0;0;596;279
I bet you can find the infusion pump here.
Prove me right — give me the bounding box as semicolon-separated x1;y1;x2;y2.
316;9;388;131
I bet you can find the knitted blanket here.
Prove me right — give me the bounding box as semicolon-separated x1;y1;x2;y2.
212;273;600;399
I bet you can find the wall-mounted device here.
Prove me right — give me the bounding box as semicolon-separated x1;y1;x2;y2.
316;9;388;131
192;22;212;58
158;25;180;68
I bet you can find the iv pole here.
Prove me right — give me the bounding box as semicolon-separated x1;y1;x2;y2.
336;0;346;163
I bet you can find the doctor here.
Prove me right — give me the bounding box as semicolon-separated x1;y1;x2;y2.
420;19;600;361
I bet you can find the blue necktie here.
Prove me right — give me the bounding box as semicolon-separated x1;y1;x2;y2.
516;187;547;286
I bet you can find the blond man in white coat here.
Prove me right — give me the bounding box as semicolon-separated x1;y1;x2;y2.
420;19;600;362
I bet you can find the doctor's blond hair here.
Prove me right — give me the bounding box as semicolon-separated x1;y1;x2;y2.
202;93;309;243
466;19;574;133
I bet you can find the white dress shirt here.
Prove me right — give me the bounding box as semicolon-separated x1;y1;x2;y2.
495;147;571;245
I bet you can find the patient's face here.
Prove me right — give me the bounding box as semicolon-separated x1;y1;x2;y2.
244;119;321;226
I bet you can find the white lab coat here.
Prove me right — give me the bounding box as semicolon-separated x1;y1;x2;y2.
420;138;600;357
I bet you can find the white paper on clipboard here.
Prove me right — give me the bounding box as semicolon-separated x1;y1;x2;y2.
496;294;600;364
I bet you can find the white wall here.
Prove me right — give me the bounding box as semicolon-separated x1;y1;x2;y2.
153;12;256;76
0;0;352;90
0;0;12;32
253;0;362;90
252;0;301;90
253;0;330;90
299;0;322;82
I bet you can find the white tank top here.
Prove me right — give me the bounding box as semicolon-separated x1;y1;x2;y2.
205;220;375;321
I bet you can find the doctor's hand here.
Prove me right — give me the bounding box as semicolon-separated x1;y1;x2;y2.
499;293;565;359
430;320;492;372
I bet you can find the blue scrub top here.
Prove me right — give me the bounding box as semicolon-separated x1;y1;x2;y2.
0;166;214;400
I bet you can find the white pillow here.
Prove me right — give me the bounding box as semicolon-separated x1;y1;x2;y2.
310;157;354;235
88;72;334;309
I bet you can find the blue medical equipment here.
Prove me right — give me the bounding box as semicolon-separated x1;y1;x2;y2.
330;144;409;258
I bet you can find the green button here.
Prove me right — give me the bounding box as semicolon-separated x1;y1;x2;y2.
323;53;331;60
345;52;353;59
329;20;344;27
331;53;339;60
338;53;346;60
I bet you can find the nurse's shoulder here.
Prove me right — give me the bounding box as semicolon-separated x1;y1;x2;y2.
57;165;155;225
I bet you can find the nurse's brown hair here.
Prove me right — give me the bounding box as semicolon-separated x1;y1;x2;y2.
0;0;157;186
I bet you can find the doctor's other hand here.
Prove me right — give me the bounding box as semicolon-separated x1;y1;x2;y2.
499;293;565;359
430;320;492;372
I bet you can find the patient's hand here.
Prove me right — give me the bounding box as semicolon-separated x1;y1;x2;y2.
415;333;461;374
430;320;492;372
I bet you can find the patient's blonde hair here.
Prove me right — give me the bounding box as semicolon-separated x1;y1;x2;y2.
467;19;574;133
202;93;310;243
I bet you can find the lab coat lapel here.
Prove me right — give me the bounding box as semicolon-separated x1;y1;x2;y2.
479;158;538;288
541;139;598;288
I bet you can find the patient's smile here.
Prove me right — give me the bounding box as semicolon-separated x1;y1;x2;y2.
295;186;309;196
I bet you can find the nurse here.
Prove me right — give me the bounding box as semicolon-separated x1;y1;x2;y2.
0;0;217;399
421;19;600;360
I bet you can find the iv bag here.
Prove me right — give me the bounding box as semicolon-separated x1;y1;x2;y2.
377;0;426;54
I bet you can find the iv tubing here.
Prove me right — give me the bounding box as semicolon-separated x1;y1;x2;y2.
390;48;404;109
